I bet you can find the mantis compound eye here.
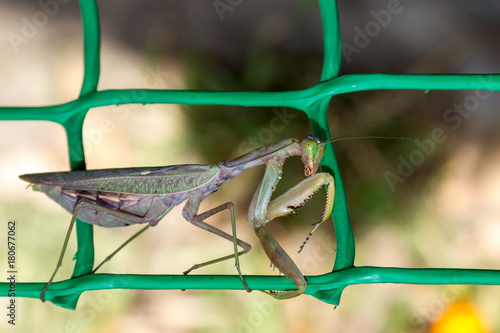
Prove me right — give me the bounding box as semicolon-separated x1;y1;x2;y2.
302;138;319;159
301;136;324;176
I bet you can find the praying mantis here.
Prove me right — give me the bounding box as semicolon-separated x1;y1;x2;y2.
19;135;335;302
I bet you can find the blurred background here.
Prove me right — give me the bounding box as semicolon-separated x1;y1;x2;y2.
1;0;500;332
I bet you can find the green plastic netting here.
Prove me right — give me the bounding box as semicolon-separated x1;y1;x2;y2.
2;0;500;310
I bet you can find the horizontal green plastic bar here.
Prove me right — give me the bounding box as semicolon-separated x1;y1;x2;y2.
4;267;500;309
1;74;499;123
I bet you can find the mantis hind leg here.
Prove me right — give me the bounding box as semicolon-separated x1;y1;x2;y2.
183;201;252;293
41;200;149;302
91;224;150;274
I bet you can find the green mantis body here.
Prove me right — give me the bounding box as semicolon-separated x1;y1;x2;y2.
20;136;334;301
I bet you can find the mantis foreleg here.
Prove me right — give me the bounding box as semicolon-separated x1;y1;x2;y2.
249;159;334;299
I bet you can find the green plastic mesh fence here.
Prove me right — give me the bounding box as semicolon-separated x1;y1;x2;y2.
2;0;500;310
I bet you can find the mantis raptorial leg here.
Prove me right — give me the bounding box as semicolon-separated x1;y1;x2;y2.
249;159;334;299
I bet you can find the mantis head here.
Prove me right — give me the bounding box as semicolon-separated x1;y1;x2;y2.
300;135;326;177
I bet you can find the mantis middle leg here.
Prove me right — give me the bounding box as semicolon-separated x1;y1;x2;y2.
182;198;252;292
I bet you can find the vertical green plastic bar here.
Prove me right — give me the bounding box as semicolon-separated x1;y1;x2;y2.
79;0;100;96
311;0;355;271
318;0;342;81
69;0;101;278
